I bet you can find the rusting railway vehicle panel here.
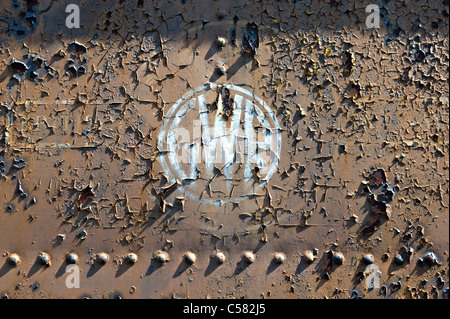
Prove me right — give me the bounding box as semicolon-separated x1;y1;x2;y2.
0;0;448;300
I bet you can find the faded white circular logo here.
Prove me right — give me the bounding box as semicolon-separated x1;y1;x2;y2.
158;83;281;205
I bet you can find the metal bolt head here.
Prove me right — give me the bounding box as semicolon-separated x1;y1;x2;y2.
242;251;255;264
184;251;196;265
421;252;437;266
214;252;226;265
273;252;286;264
8;253;21;266
126;253;138;264
96;252;109;265
332;252;345;266
216;36;226;47
302;250;317;264
154;250;170;264
66;252;78;264
393;254;404;265
216;65;226;76
362;254;374;265
37;252;51;266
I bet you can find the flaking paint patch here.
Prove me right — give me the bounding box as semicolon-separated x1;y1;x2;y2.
0;0;448;300
158;83;282;205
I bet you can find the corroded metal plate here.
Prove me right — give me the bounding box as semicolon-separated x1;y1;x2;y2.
0;0;448;300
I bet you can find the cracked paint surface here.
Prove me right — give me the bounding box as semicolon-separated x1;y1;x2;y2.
0;0;449;299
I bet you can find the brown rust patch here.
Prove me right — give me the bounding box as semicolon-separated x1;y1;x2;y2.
76;185;95;209
212;86;234;119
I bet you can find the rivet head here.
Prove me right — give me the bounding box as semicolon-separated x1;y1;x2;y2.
332;252;344;266
273;252;286;264
420;252;437;266
154;250;170;264
8;253;21;266
126;253;138;264
242;251;255;264
37;252;51;266
214;252;226;265
96;252;109;265
216;36;226;47
362;254;374;265
393;254;404;265
66;253;78;264
302;250;317;264
184;251;196;265
216;65;226;76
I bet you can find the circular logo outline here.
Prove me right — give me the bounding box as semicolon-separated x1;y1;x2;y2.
158;83;282;205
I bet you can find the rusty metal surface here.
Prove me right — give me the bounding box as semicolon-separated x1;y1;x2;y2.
0;0;449;300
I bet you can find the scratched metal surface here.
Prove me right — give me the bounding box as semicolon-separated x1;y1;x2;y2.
0;0;449;299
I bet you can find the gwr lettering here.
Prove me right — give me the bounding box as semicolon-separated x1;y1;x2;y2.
158;84;282;204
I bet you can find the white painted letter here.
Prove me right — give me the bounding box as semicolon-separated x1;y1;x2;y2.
66;4;80;29
65;264;80;288
365;264;381;289
366;4;380;29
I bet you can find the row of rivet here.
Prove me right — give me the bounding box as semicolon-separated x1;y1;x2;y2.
5;250;438;268
4;250;285;267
